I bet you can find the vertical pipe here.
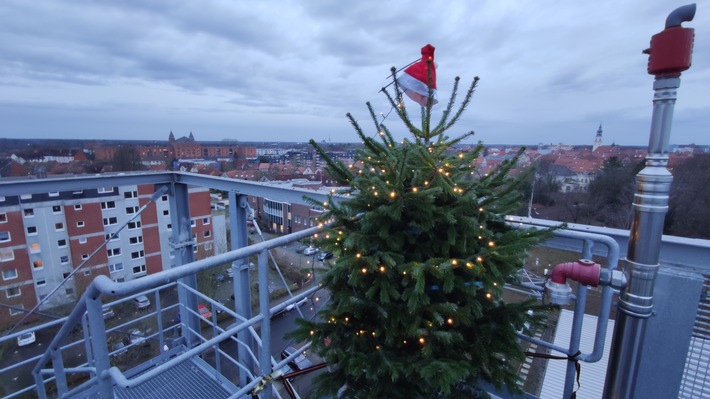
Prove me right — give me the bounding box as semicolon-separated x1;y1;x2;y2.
604;77;680;398
168;182;200;346
564;284;588;398
230;192;254;387
51;348;68;395
258;250;273;399
156;291;164;352
87;295;112;398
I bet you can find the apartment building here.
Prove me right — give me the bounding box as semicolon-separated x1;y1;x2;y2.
0;184;213;329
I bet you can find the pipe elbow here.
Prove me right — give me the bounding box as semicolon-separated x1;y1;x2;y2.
550;259;601;287
665;3;696;28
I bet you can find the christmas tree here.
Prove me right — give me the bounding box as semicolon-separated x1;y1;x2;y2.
289;45;554;398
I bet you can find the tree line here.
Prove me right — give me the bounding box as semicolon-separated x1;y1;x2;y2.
520;154;710;240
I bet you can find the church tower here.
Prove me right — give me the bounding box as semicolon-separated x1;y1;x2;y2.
168;131;175;143
593;124;603;151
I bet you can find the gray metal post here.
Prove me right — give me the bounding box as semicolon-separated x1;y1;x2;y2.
167;183;200;345
258;250;273;399
87;295;112;398
604;76;681;397
230;192;254;386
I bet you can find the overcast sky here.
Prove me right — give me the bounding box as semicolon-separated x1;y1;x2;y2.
1;0;708;146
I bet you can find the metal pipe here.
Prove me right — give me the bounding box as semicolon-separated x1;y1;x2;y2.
665;3;697;28
258;250;273;399
605;6;695;395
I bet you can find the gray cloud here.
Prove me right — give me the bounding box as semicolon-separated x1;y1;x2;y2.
0;0;708;145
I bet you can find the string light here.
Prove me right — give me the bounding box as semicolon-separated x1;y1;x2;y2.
419;337;426;344
477;256;483;262
446;318;454;325
412;187;418;192
488;241;495;247
361;267;368;274
379;266;386;273
451;260;458;267
485;293;493;299
389;191;396;198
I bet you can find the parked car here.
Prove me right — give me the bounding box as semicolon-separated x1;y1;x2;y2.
111;341;127;356
295;245;309;254
128;328;146;346
224;268;234;278
318;251;333;261
281;346;313;371
16;331;36;347
133;295;151;310
198;304;212;320
102;306;115;319
303;247;319;256
285;297;308;312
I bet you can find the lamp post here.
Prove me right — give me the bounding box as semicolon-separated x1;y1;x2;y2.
603;5;696;398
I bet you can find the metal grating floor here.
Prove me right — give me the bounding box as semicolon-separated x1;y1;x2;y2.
114;357;237;399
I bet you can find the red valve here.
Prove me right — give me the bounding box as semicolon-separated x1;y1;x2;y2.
550;259;601;287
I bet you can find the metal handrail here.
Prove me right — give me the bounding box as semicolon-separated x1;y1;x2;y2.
31;223;326;397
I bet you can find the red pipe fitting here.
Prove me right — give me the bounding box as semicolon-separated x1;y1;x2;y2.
550;259;601;287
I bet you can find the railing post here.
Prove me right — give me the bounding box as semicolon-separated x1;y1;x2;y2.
87;295;113;398
230;192;255;386
258;249;273;399
167;182;200;346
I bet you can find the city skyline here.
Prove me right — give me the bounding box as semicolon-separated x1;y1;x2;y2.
1;1;709;146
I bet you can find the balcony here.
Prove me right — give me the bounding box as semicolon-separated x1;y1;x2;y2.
0;171;709;399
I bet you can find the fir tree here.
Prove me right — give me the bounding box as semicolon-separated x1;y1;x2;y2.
289;64;554;398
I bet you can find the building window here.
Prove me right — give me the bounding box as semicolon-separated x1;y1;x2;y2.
106;233;119;241
83;269;92;276
101;201;116;210
103;217;118;226
36;279;46;287
52;205;62;213
20;194;32;200
9;306;23;316
0;213;6;223
6;287;20;298
203;217;210;225
79;237;87;244
98;187;114;194
128;221;141;230
131;250;145;259
74;204;82;210
33;259;43;269
193;246;198;253
26;226;38;235
129;236;143;245
204;230;211;238
77;221;85;228
60;255;69;264
49;191;60;197
2;269;17;280
0;248;14;262
125;206;139;214
114;277;125;283
55;222;64;231
109;263;124;273
63;272;70;279
162;210;169;216
23;208;34;217
161;195;168;201
57;239;67;248
29;243;41;253
132;264;146;275
124;191;138;199
65;288;74;295
205;242;212;251
166;223;172;230
0;231;10;243
190;220;196;227
107;248;121;257
82;254;89;260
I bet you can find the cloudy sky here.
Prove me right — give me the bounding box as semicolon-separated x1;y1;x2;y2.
1;0;708;146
